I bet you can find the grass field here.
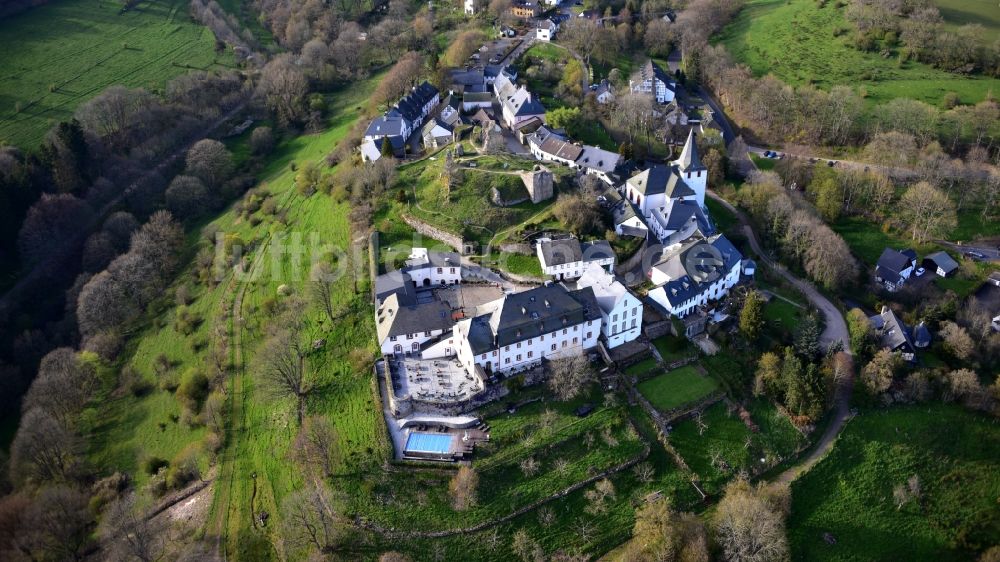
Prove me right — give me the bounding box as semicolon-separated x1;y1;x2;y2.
637;365;720;412
0;0;227;149
789;405;1000;561
933;0;1000;33
670;400;806;494
717;0;1000;107
651;335;697;363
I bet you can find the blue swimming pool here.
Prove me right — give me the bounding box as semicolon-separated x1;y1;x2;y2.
404;432;453;454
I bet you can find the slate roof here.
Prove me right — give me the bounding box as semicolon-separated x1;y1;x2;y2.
538;237;582;266
538;136;583;161
576;145;620;173
676;129;706;172
463;91;494;103
924;251;959;274
581;240;614;263
627;165;672;196
612;198;642;225
374;270;416;305
594;79;613;97
504;88;546;117
365;111;409;137
652;199;712;233
638;59;674;90
870;307;915;356
876;248;914;274
487;284;599;347
376;293;454;341
576;263;634;316
914;321;931;348
451;68;486;88
651;235;742;307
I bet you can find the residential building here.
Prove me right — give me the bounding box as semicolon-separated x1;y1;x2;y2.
630;59;675;104
611;196;648;238
361;81;440;161
868;306;916;362
453;283;602;377
422;119;454;149
594;79;614;104
922;251;959;278
623;129;707;216
510;0;540;18
576;144;620;184
536;236;615;280
575;263;643;348
403;247;462;287
464;0;476;15
527;127;620;184
874;247;917;291
376;293;455;356
497;83;546;129
536;19;558;41
647;235;743;318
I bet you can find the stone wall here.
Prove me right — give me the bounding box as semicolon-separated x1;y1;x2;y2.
401;214;465;254
491;187;529;207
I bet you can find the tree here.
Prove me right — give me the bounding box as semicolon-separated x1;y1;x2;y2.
100;493;165;562
794;314;821;359
861;349;900;395
257;54;309;126
511;529;544;562
250;126;275;155
22;348;98;426
258;302;313;425
9;408;82;485
165;175;209;219
946;368;986;409
442;30;486;68
584;478;616;514
17;193;93;264
558;58;586;100
74;85;153;149
291;415;340;477
372;52;423;111
310;261;338;323
295;161;321;195
14;486;93;561
898;181;957;243
547;354;596;401
449;466;478;511
552;192;601;235
713;479;790;562
545;107;584;136
939;320;974;360
812;176;843;222
847;308;873;354
281;484;346;556
754;352;782;397
185;139;233;189
739;290;764;341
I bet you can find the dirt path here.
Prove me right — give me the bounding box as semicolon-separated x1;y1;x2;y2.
706;190;855;484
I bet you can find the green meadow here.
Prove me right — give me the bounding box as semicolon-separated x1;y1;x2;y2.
717;0;1000;107
0;0;226;149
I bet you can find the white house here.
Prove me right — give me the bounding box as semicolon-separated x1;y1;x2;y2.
536;236;615;280
361;81;440;161
874;248;917;291
647;235;743;318
575;263;643;348
576;144;620;185
629;59;675;104
536;19;558;41
529;131;582;166
495;71;546;129
594;80;614;104
376;293;455;356
611;197;649;238
453;284;602;377
464;0;476;15
403;247;462;287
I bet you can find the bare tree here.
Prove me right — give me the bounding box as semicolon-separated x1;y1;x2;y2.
256;54;309;126
940;321;974;360
713;479;789;562
861;349;901;396
100;493;166;562
310;261;338;323
165;175;209;220
547;354;596;401
449;466;479;511
185;139;233;189
372;52;423;111
22;348;97;426
17;193;93;265
281;484;345;556
9;408;83;485
13;486;93;561
511;528;544;562
584;478;615;515
898;181;957;243
291;415;340;477
258;301;313;425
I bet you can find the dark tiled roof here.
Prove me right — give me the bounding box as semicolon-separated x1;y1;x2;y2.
676;129;706;172
581;240;614;262
538;237;582;266
376;294;454;341
657;235;742;307
488;284;596;347
924;251;958;274
640;59;672;87
627;164;672;196
876;248;914;274
538;136;583;161
871;307;915;355
374;270;416;305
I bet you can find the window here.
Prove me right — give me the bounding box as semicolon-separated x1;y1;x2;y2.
528;338;532;345
424;331;431;337
613;313;617;322
586;332;591;339
390;336;397;342
505;358;510;364
528;351;533;358
493;351;497;356
632;307;638;316
450;268;455;273
437;267;443;273
574;325;578;331
505;345;510;351
517;342;521;349
516;354;522;361
562;341;567;348
551;344;556;351
562;329;567;335
573;337;578;344
406;334;412;340
631;319;637;328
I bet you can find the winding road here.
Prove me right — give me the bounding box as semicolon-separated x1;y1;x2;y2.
706;190;855;484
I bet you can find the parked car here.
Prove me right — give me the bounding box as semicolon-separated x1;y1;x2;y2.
964;251;987;261
914;267;926;276
763;150;773;157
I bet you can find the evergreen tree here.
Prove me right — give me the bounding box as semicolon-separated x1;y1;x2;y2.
380;136;395;159
794;314;821;359
780;347;802;408
739;290;765;342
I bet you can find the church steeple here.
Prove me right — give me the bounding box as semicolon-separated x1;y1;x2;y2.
677;129;706;173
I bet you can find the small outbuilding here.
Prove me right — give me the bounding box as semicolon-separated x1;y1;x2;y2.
913;321;931;348
923;251;959;278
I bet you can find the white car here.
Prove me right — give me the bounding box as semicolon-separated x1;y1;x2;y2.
914;267;926;277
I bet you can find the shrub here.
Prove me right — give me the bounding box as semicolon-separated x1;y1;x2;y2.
176;368;210;411
174;306;201;335
166;445;200;489
141;456;169;475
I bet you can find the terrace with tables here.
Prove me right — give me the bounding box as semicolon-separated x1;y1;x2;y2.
393;356;486;404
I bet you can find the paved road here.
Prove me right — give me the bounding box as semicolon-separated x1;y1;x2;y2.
707;190;855;484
